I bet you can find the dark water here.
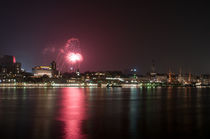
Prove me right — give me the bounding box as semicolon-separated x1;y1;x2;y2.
0;87;210;139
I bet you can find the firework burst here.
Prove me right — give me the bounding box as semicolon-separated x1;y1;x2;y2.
55;38;83;72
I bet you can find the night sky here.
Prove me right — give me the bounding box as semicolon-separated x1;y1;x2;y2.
0;1;209;74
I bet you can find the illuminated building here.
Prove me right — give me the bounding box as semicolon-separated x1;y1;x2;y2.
178;68;183;83
200;74;210;85
0;55;22;75
32;66;52;78
32;61;60;78
14;62;21;74
0;55;16;74
0;55;16;65
168;71;172;83
188;72;191;83
76;69;80;76
156;74;167;83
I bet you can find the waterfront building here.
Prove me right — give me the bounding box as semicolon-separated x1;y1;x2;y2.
14;62;21;74
200;74;210;85
156;74;167;83
0;55;22;77
32;61;61;78
0;55;15;65
32;66;52;78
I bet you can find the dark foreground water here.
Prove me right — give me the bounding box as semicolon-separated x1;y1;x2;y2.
0;87;210;139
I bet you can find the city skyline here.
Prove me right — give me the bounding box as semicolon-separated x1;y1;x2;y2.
2;1;210;139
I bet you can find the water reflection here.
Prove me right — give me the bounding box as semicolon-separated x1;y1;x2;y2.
1;88;210;138
57;88;87;139
0;88;58;139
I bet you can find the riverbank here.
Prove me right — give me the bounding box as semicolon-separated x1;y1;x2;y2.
0;83;210;88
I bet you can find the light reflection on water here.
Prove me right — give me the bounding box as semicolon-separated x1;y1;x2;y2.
0;87;210;138
57;88;87;139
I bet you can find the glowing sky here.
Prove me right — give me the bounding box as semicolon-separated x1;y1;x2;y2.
0;1;210;73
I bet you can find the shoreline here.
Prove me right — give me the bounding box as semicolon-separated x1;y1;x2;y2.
0;83;209;88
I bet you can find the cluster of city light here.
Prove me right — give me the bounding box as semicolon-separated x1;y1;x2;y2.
0;83;98;87
67;52;83;63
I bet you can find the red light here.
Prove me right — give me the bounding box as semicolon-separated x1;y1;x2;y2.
57;88;87;138
13;56;16;63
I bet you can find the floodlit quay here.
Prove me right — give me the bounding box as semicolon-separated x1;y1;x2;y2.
0;82;208;88
0;83;157;88
0;83;141;88
0;83;98;88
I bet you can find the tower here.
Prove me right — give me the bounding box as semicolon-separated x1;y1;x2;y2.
188;72;191;83
150;60;157;76
51;61;56;71
168;69;172;83
51;61;58;77
178;68;182;83
150;60;157;82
